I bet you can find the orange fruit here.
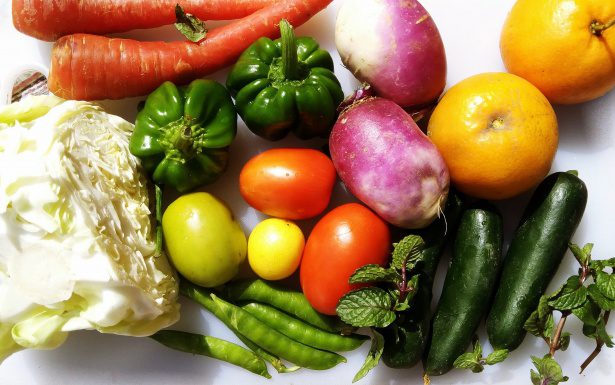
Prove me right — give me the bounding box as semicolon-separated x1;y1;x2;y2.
500;0;615;104
427;72;558;200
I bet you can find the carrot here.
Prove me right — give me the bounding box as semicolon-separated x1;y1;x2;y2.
48;0;333;101
12;0;277;41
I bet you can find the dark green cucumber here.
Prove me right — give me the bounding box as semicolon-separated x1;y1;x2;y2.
378;192;464;368
424;203;503;376
486;171;588;351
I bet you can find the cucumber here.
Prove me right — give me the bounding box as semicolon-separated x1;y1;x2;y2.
378;192;464;368
424;203;503;376
486;171;588;351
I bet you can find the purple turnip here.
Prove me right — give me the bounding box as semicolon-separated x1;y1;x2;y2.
330;90;449;229
335;0;447;108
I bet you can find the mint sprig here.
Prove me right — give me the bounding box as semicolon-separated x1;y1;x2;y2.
453;338;509;373
336;235;425;382
523;242;615;381
336;235;425;327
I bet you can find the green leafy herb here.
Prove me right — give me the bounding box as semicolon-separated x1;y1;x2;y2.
348;265;397;284
523;242;615;379
352;330;384;383
548;286;587;311
336;235;425;382
391;235;425;270
336;287;396;328
530;355;568;385
595;271;615;300
174;4;207;42
336;235;425;328
453;338;508;373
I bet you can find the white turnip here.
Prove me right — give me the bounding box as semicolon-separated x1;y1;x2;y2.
330;91;449;229
335;0;446;108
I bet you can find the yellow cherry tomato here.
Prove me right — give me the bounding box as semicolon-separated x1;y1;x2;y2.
248;218;305;280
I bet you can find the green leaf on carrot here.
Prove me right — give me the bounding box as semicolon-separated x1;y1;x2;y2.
174;4;207;42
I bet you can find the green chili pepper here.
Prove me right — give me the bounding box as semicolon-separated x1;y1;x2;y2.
241;302;368;352
226;19;344;141
129;79;237;192
221;279;341;333
150;330;270;378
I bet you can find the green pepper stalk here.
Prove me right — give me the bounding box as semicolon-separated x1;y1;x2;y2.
129;79;237;193
226;19;344;141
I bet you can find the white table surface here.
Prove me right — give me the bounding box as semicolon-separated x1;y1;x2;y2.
1;0;614;384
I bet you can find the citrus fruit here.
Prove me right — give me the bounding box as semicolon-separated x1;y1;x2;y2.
248;218;305;280
427;72;558;200
500;0;615;104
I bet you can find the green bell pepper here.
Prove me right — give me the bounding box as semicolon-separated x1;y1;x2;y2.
129;79;237;193
226;19;344;141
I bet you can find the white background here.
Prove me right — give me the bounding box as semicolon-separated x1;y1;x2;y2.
1;0;614;384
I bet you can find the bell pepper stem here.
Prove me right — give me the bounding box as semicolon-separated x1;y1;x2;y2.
280;19;299;80
154;184;163;257
591;19;615;36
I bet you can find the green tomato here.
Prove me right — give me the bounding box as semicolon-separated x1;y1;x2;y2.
248;218;305;281
162;192;247;287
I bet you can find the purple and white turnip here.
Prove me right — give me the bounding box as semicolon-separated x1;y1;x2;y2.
335;0;447;108
329;90;450;229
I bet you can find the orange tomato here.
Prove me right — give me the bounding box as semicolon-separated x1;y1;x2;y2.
427;72;558;200
239;148;336;220
300;203;391;315
500;0;615;104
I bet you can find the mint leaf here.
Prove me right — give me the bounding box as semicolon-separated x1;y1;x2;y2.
591;258;615;271
596;271;615;300
544;314;556;340
472;337;482;357
349;265;397;284
453;352;483;373
595;317;614;348
525;310;543;337
352;329;384;383
572;300;601;327
559;332;571;351
538;295;552;320
530;355;568;385
485;349;509;365
391;235;425;270
548;286;587;311
588;284;615;310
549;276;580;300
525;297;555;339
336;287;396;328
174;4;207;42
569;242;592;266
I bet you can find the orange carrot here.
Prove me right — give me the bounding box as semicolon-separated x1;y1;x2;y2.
49;0;333;101
12;0;277;41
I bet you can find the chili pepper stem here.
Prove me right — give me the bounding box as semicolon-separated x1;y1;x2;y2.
590;19;615;36
280;19;300;80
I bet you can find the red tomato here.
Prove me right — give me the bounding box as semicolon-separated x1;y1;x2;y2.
300;203;391;315
239;148;336;220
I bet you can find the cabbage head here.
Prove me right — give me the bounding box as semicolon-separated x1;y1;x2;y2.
0;96;180;363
